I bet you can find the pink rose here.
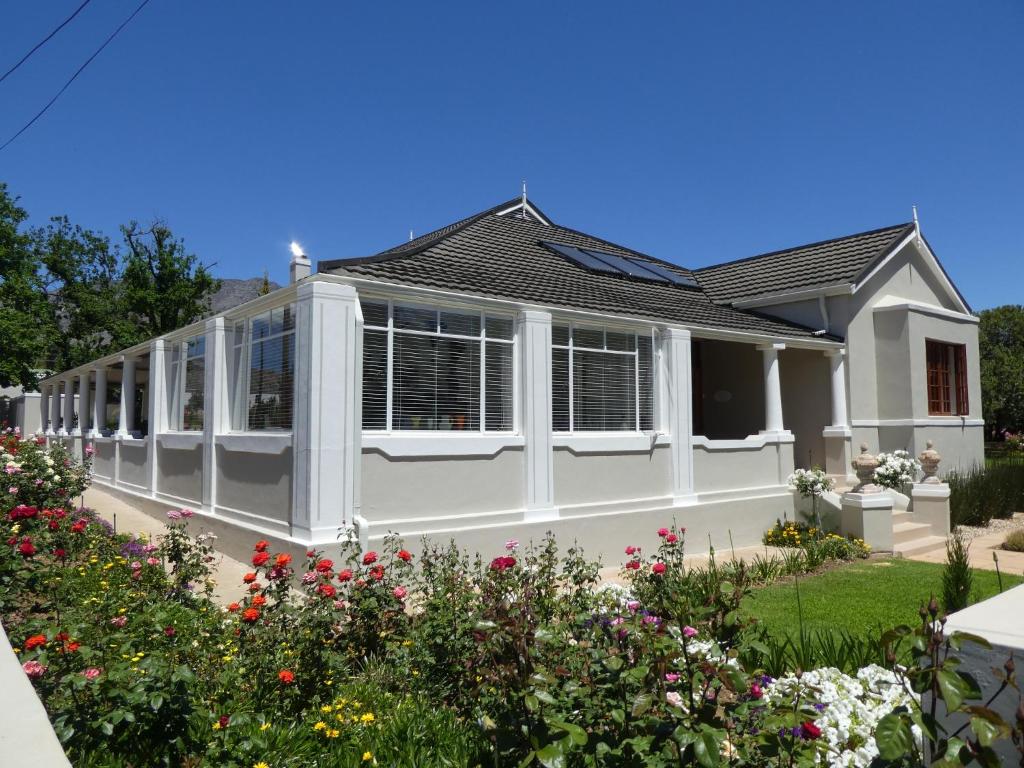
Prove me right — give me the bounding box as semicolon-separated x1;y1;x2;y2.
110;616;127;628
682;625;698;638
505;539;519;550
393;586;407;600
180;508;195;518
657;527;669;537
22;660;46;679
665;673;680;683
82;667;102;680
146;557;159;566
652;562;666;575
130;561;142;570
166;510;182;520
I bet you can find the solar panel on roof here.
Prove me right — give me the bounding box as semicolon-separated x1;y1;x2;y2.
540;241;620;274
580;249;669;282
624;258;700;288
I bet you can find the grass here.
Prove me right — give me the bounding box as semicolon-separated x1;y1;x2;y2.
741;558;1024;637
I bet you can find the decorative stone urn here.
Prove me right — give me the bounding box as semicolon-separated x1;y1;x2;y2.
919;440;942;484
851;443;882;493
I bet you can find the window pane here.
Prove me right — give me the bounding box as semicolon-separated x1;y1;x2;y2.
573;349;635;430
574;327;604;350
638;334;654;430
251;311;271;341
437;338;480;430
485;341;513;431
440;310;480;337
552;347;570;431
247;330;295;430
362;301;388;328
183;355;205;431
605;331;635;352
552;325;570;346
485;316;514;340
394;305;436;332
392;334;480;430
362;329;388;429
393;334;436;429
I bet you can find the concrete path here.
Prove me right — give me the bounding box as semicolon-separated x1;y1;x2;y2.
907;515;1024;576
83;486;252;606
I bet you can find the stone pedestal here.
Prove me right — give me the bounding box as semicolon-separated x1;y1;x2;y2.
910;483;951;537
840;492;894;552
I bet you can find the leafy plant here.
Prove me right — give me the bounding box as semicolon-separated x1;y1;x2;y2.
1002;529;1024;552
942;529;974;614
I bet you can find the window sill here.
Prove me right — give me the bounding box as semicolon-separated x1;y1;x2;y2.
362;433;524;458
157;432;204;450
692;433;794;451
216;433;292;454
553;432;668;454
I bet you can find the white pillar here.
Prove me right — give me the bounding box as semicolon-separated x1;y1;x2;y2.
50;383;62;436
117;356;136;438
822;349;853;480
61;378;74;436
148;340;168;495
518;310;557;521
826;349;849;428
292;282;363;541
757;343;788;435
202;319;230;510
661;328;697;506
92;367;106;437
39;385;51;435
76;372;89;436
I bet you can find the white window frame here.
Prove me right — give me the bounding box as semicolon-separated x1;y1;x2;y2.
552;321;656;434
177;335;205;431
230;303;297;433
361;298;517;435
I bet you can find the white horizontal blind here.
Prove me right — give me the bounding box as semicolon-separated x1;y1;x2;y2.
182;335;205;431
246;305;296;431
166;343;183;430
552;324;655;432
361;301;514;432
228;321;247;431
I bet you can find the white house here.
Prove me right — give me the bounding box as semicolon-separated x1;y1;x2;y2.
26;197;982;559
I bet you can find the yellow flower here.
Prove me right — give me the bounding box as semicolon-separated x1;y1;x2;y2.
321;705;332;713
254;762;270;768
313;721;327;731
362;753;373;762
327;729;340;738
360;712;375;724
260;722;271;731
212;722;222;731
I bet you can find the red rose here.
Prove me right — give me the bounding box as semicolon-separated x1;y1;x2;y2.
278;669;294;684
397;549;412;562
625;545;638;555
218;715;230;729
666;533;678;543
248;583;261;592
252;552;270;567
318;583;336;598
657;527;669;537
801;721;822;740
306;550;315;558
337;569;353;582
369;565;385;581
227;602;240;613
18;538;36;558
652;562;666;575
164;626;176;637
315;559;333;573
362;551;378;565
274;553;292;568
71;520;86;534
625;559;640;570
241;608;260;623
66;641;80;652
24;634;46;650
251;595;267;607
242;572;257;584
254;540;269;552
489;556;516;571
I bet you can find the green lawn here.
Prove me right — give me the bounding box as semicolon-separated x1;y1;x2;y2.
741;559;1024;637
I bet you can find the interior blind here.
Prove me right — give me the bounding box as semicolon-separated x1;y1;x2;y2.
247;305;296;430
182;336;205;431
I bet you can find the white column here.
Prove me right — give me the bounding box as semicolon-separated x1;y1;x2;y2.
661;328;697;506
117;356;136;438
757;343;788;435
92;367;106;437
76;372;89;436
148;340;168;495
61;378;74;436
50;383;62;436
202;319;230;510
39;385;51;435
826;349;849;429
292;282;363;541
518;310;557;521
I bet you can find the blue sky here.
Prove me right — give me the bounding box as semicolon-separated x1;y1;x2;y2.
1;1;1021;309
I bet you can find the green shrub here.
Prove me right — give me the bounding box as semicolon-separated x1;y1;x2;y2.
942;529;973;613
948;456;1024;527
1003;529;1024;552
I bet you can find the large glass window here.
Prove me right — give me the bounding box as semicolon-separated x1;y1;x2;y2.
181;336;205;430
241;305;296;431
362;301;514;432
552;324;655;432
926;340;968;416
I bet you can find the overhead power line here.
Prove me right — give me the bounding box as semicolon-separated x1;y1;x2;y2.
0;0;153;153
0;0;95;85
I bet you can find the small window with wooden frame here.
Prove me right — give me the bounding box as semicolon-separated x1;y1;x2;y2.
926;340;968;416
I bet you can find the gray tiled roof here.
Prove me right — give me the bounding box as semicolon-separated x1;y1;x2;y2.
319;200;835;341
693;223;915;304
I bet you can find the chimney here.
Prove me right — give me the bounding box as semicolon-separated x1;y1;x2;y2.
289;241;311;283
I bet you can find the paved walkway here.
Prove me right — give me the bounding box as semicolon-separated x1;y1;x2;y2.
907;514;1024;575
83;486;252;606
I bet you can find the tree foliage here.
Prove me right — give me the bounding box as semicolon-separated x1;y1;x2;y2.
979;305;1024;439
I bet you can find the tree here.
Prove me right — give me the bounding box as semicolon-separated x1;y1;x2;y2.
258;269;272;296
979;305;1024;439
119;221;221;341
0;184;53;389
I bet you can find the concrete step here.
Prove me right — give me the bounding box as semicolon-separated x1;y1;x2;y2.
894;534;947;558
892;510;914;523
893;521;934;546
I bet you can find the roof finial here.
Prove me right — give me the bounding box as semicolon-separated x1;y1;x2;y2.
912;204;918;226
521;179;527;218
409;229;414;242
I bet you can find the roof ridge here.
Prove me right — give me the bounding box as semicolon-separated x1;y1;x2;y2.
695;221;914;274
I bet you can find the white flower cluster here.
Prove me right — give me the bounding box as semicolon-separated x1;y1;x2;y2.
874;450;921;490
765;665;919;768
787;467;834;498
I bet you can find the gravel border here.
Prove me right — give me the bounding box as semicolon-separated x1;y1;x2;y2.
956;513;1024;543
